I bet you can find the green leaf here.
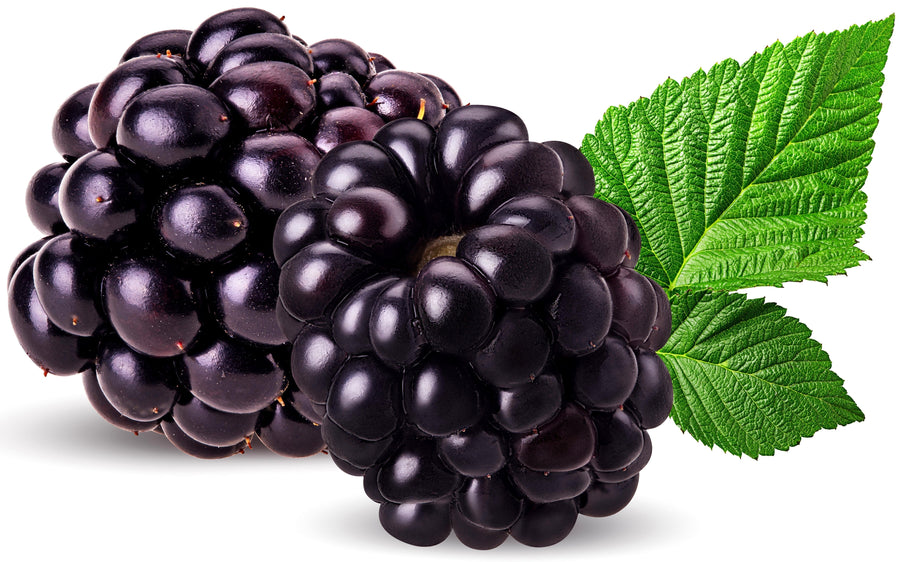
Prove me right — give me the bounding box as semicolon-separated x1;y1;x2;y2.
659;290;864;458
582;16;893;292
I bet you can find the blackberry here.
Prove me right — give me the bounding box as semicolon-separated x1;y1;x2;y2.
276;104;673;547
8;7;462;459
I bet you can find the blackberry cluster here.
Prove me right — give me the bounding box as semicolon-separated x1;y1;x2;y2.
7;7;461;459
276;105;674;547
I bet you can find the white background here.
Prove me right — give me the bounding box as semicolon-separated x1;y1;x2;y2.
0;1;896;560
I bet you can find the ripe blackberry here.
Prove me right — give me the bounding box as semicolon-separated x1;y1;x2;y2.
8;7;462;459
276;104;673;547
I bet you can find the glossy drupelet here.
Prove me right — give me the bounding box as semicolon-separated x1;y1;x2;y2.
276;104;674;547
9;7;462;459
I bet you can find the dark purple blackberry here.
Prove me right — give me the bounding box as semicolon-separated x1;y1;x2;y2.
8;7;463;460
276;104;673;547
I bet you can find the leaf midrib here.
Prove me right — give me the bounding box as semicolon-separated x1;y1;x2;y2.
659;350;840;404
